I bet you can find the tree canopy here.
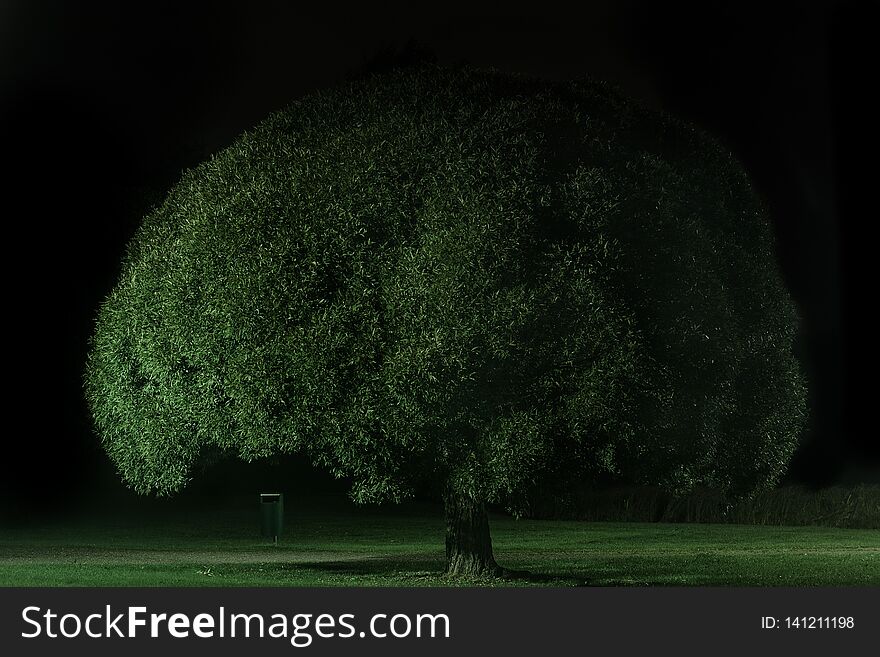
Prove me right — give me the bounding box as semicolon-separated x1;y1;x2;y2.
86;66;806;526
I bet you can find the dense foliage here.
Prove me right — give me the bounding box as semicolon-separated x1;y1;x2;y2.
86;66;806;511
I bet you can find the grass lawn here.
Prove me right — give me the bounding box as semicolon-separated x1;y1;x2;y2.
1;499;877;586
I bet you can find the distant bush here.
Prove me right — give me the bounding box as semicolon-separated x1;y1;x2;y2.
525;484;880;529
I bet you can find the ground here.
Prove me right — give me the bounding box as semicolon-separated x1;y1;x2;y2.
1;499;877;586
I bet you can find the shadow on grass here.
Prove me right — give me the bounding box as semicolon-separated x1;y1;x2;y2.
291;555;602;586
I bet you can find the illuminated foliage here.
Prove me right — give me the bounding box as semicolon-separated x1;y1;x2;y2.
86;66;806;511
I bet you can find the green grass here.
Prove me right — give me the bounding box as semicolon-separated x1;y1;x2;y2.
1;500;877;586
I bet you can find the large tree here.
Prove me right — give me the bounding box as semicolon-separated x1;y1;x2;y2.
86;66;806;576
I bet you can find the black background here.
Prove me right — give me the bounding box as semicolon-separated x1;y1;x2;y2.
1;2;874;518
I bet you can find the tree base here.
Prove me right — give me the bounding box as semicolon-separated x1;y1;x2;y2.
443;487;527;578
445;559;530;579
445;553;506;578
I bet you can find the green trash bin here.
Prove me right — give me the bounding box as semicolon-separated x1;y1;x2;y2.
260;493;284;544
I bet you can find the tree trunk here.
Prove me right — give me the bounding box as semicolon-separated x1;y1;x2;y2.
444;487;503;576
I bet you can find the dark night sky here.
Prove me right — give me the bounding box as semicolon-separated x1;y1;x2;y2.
1;2;874;516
